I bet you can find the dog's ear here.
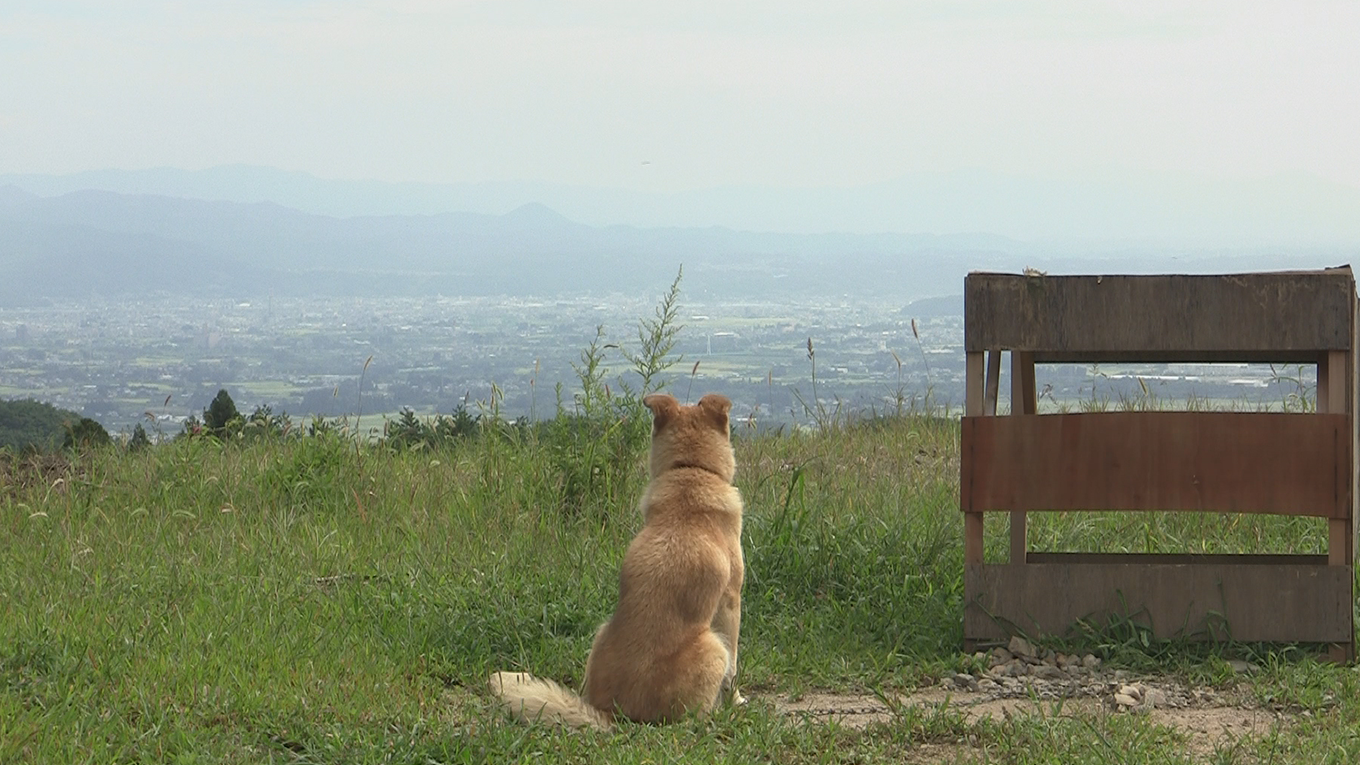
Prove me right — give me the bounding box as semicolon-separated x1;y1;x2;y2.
643;393;680;429
696;394;732;432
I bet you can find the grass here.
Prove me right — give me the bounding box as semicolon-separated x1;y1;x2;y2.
2;413;1359;763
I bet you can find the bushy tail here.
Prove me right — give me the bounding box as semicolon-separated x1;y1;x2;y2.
488;671;613;730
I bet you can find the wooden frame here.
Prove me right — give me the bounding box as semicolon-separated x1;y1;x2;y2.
962;269;1357;661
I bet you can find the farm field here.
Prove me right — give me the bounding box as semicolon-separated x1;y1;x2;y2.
0;292;1323;439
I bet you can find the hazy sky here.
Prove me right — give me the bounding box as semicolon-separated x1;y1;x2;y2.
2;1;1358;196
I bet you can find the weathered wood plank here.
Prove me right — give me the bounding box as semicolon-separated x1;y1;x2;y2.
964;512;984;565
964;559;1354;644
1330;518;1352;567
1352;301;1359;566
961;412;1351;518
965;352;984;417
1009;511;1027;564
965;270;1355;359
1012;351;1036;414
1025;553;1328;565
1008;350;1035;564
984;350;1001;416
1319;350;1347;414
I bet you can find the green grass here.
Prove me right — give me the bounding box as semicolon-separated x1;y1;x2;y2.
2;415;1358;763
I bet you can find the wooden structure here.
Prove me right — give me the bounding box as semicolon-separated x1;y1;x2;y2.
961;269;1357;661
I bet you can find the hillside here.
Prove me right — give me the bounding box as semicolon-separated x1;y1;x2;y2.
0;397;86;452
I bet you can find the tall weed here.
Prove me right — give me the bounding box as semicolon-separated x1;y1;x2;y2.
539;268;685;515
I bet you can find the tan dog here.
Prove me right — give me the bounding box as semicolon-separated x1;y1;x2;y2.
489;393;745;729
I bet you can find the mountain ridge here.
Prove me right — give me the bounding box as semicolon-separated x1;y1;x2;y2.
1;183;1353;306
6;165;1360;245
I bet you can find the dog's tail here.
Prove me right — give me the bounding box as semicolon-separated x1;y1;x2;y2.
488;671;613;730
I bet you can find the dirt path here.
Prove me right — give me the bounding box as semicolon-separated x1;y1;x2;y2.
775;680;1289;759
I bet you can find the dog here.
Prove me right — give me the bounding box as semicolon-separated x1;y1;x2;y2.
488;393;745;729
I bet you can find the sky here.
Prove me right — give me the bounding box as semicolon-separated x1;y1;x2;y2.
2;1;1359;231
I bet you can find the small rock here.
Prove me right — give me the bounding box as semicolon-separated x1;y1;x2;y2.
1032;665;1066;681
1144;688;1168;709
1113;670;1130;682
1008;635;1036;659
1114;692;1140;709
1118;684;1143;702
952;673;980;692
990;647;1014;666
1081;654;1100;669
978;678;1000;692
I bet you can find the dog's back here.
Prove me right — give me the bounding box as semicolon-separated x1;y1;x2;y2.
583;394;744;722
490;393;744;726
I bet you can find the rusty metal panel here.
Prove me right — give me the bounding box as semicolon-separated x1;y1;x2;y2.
965;270;1355;360
961;412;1351;518
964;558;1354;645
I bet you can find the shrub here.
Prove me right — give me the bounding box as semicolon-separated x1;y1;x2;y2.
62;417;111;451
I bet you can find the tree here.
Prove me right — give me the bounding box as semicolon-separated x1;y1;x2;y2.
62;417;111;451
128;423;151;452
204;389;240;439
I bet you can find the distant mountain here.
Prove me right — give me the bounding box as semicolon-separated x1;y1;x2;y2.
0;184;1352;305
5;165;1360;246
0;186;1015;302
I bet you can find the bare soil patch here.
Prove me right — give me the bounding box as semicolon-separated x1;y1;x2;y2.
774;677;1292;760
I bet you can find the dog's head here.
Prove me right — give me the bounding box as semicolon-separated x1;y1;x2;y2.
642;393;735;482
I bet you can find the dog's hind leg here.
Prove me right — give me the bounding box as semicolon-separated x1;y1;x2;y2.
710;589;745;704
653;630;729;723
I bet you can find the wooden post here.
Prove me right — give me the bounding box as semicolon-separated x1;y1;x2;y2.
1329;521;1351;567
1009;350;1034;564
965;513;984;565
984;351;1002;416
964;351;986;571
1014;351;1037;414
966;352;984;417
1319;351;1345;414
1321;351;1352;568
